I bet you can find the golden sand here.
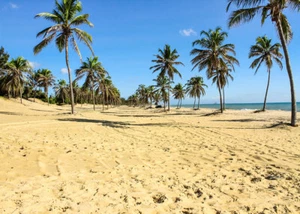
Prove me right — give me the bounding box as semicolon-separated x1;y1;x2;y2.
0;97;299;213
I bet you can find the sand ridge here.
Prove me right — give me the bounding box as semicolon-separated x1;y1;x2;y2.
0;98;299;213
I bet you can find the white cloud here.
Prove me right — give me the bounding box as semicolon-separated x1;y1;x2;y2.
61;68;71;74
179;28;197;37
9;3;18;9
29;61;40;69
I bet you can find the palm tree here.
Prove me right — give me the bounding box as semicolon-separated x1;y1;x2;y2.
153;76;172;111
27;70;41;102
249;36;283;111
34;0;94;114
75;56;107;110
147;85;155;108
227;0;298;125
185;76;207;110
150;44;184;111
54;79;69;104
96;76;113;110
191;27;239;113
3;57;31;103
38;69;55;105
173;83;185;109
209;63;235;111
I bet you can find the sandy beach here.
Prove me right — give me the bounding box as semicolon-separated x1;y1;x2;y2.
0;97;299;213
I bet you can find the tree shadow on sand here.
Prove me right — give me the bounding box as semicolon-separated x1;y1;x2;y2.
213;119;267;122
58;118;173;128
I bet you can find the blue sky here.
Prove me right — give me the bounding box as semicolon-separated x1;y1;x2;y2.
1;0;299;104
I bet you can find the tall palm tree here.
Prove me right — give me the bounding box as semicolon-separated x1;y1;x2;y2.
54;79;69;104
227;0;298;125
173;83;185;109
185;76;207;110
190;27;239;113
153;76;172;111
75;56;107;110
38;69;55;105
249;36;283;111
34;0;94;114
150;44;184;111
3;57;31;103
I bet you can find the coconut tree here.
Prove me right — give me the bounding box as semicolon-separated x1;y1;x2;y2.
150;44;184;111
173;83;185;109
54;79;69;104
3;57;31;103
153;76;172;111
185;76;207;110
209;62;235;111
227;0;298;125
34;0;94;114
75;56;107;110
191;27;239;113
38;69;55;105
147;85;155;108
249;36;283;111
27;70;41;102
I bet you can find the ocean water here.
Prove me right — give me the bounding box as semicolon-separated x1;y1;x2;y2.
175;102;300;112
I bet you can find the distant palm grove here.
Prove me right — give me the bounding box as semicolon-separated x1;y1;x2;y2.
0;0;298;126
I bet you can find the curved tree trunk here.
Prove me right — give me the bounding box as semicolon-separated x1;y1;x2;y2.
198;96;200;109
276;20;297;126
217;78;223;113
193;97;196;109
262;69;271;111
65;37;75;114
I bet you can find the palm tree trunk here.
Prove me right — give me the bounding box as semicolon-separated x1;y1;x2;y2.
180;99;182;109
65;37;75;114
217;78;223;113
46;86;49;106
168;88;170;111
262;69;271;111
193;98;196;109
198;96;200;109
276;20;297;126
92;81;95;111
223;87;225;111
150;97;153;108
20;88;23;104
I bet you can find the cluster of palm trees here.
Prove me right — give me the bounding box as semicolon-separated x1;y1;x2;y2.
127;0;298;126
0;46;121;109
128;75;207;111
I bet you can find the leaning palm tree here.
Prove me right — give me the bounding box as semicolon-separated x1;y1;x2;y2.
38;69;55;105
75;56;107;110
185;76;207;110
249;36;283;111
227;0;298;125
173;83;185;109
34;0;94;114
150;44;184;111
190;27;239;113
4;57;31;103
